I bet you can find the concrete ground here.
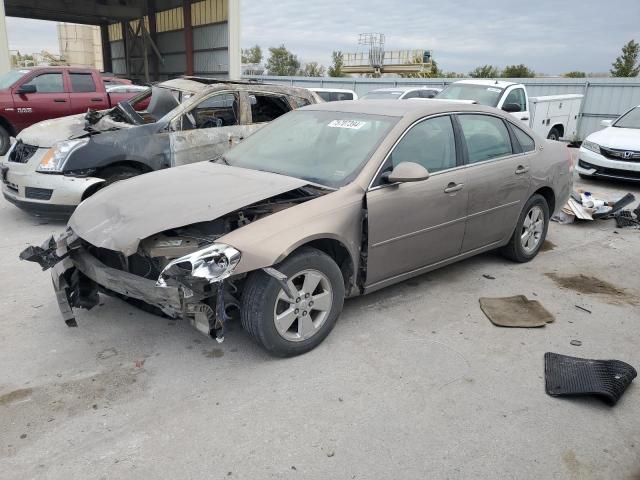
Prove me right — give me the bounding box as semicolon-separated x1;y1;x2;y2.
1;169;639;479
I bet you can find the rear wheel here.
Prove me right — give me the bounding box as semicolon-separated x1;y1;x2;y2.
500;194;549;263
241;247;345;357
547;128;561;141
0;125;10;156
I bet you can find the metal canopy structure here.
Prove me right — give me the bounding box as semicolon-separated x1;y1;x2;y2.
0;0;241;81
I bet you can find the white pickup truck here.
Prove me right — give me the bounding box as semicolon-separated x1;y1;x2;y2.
436;80;583;141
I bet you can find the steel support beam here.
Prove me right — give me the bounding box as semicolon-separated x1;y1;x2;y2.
183;0;193;76
100;25;113;74
227;0;241;79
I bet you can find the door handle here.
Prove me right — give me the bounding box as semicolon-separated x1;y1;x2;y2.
521;117;529;121
90;98;102;102
443;182;464;194
515;166;530;175
54;99;67;103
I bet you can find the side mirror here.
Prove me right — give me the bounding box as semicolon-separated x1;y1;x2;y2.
17;84;37;95
386;162;430;184
600;119;613;128
502;103;522;113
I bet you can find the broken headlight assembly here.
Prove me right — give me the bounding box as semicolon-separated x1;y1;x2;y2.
37;138;89;173
581;140;600;154
156;243;241;288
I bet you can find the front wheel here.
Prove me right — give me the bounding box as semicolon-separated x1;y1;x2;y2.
500;194;549;263
241;247;345;357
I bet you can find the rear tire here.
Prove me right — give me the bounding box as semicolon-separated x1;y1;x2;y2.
241;247;345;357
547;128;561;141
0;125;10;156
500;194;549;263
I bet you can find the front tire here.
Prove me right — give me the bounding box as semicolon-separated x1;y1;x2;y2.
0;125;10;156
241;247;345;357
500;194;549;263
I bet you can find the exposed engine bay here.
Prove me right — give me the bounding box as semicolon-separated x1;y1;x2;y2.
20;185;328;341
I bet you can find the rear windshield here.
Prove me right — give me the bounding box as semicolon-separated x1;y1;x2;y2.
436;84;504;107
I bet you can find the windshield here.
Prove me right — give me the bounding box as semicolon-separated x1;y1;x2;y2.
0;70;29;89
361;91;404;100
222;110;398;188
614;107;640;129
436;84;504;107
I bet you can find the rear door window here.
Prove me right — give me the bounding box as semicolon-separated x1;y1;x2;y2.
70;73;97;92
250;93;292;123
458;114;513;163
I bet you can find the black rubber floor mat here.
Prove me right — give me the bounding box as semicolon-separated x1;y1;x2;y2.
593;193;636;219
545;352;637;405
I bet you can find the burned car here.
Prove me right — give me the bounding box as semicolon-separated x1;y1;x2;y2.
22;100;572;356
1;78;318;217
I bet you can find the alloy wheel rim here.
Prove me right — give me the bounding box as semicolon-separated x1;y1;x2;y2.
273;269;333;342
521;205;544;254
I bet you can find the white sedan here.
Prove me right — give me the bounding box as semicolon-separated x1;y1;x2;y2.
577;105;640;182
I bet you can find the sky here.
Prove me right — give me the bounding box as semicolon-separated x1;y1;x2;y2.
5;0;640;75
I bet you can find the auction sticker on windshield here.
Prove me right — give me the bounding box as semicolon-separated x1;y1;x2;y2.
328;120;366;130
487;87;502;93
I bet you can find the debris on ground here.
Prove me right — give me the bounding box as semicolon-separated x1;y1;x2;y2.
479;295;554;327
482;274;496;280
552;190;637;225
544;352;637;405
570;340;583;346
575;305;592;314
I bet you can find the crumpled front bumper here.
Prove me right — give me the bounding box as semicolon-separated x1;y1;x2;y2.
23;230;229;338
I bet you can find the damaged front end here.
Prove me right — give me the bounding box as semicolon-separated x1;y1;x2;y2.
19;186;325;341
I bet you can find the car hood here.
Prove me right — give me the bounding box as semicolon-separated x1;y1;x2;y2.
69;162;310;256
18;113;89;148
588;126;640;150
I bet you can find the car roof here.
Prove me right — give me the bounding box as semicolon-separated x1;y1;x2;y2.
365;86;442;93
453;79;517;89
303;99;501;118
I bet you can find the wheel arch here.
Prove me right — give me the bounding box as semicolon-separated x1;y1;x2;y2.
0;115;16;137
279;236;358;295
533;186;556;215
95;159;153;176
549;124;564;138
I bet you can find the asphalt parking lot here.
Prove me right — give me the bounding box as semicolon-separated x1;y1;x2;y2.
1;167;639;479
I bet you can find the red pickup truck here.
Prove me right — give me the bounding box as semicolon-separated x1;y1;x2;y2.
0;67;143;155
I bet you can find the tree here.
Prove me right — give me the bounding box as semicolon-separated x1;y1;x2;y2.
610;40;640;77
502;64;535;78
299;62;325;77
469;65;500;78
265;45;301;76
241;45;262;64
328;51;345;77
563;71;586;78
